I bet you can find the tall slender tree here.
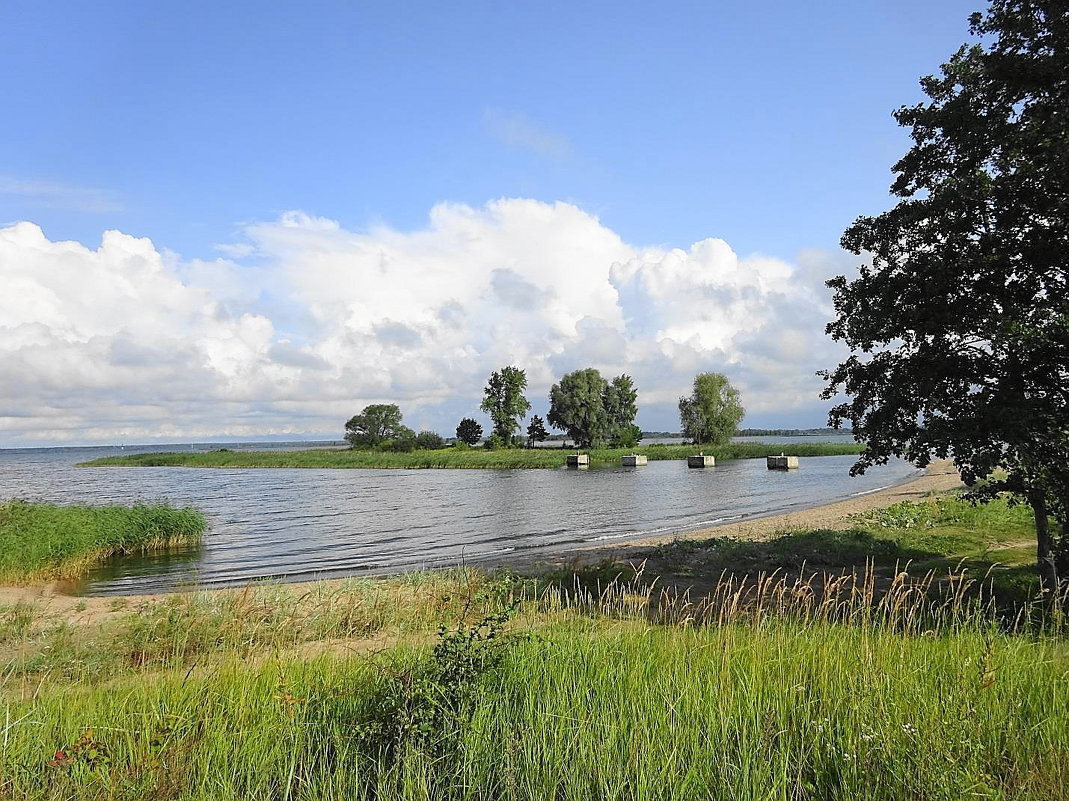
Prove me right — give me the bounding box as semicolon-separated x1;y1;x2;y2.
603;374;640;447
479;366;531;446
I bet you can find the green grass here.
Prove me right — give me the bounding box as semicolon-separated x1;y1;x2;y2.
0;500;206;584
2;597;1067;800
79;441;864;469
545;493;1048;615
638;495;1036;574
0;570;518;683
2;489;1064;799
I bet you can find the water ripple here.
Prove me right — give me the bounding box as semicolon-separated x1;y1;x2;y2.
0;444;921;595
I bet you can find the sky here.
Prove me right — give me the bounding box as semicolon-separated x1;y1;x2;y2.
1;0;984;447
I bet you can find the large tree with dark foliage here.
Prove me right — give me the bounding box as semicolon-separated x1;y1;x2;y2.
548;368;609;448
822;0;1069;593
548;368;642;447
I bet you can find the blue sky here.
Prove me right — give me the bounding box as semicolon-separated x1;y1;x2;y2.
1;1;984;445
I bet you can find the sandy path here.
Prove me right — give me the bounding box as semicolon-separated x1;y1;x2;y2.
0;461;962;618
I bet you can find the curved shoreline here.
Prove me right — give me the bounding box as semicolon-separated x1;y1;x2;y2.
0;461;962;618
476;460;964;573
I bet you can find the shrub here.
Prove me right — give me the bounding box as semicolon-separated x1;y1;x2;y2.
415;431;445;450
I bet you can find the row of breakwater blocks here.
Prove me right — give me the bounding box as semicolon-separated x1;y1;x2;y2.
564;452;801;469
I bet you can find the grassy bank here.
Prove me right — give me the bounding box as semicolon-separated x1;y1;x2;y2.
80;440;864;469
3;490;1064;798
1;566;1066;800
0;500;206;584
566;492;1045;605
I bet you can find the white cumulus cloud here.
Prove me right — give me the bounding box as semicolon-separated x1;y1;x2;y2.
0;200;852;445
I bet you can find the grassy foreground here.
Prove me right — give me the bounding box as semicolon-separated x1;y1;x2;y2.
79;440;864;469
1;569;1067;800
0;500;206;584
2;494;1068;800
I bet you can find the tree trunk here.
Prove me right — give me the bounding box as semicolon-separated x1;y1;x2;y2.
1032;493;1059;596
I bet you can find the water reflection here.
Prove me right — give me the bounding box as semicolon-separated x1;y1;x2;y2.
71;542;204;595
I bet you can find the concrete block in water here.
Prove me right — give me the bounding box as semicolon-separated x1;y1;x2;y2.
567;454;590;468
621;454;647;467
687;454;715;468
767;454;799;470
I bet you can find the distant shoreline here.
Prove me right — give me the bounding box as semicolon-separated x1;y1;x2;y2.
78;441;865;470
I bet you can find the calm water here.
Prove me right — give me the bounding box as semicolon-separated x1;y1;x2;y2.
0;439;918;595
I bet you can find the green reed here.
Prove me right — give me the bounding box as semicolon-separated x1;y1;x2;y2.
0;501;206;584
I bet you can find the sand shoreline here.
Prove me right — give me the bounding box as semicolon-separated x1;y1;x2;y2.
0;461;962;617
473;460;963;573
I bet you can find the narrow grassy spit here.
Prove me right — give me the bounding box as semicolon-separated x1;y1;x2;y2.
0;501;206;584
2;565;1068;800
79;441;863;469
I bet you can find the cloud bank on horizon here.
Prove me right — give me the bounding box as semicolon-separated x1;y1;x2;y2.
0;198;854;446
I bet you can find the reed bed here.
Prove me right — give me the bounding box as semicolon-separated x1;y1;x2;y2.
0;501;206;584
79;441;863;470
2;564;1067;799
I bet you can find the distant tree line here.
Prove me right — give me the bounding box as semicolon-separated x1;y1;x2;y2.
344;367;745;451
736;427;853;437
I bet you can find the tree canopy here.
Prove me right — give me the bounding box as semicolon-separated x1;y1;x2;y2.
548;368;609;448
455;417;483;446
479;366;532;445
821;0;1069;591
678;373;745;446
344;404;406;449
603;374;641;447
526;415;549;447
548;368;641;447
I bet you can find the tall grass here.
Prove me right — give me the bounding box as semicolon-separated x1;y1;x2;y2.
0;500;206;584
2;566;1068;799
1;570;519;682
80;441;864;469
